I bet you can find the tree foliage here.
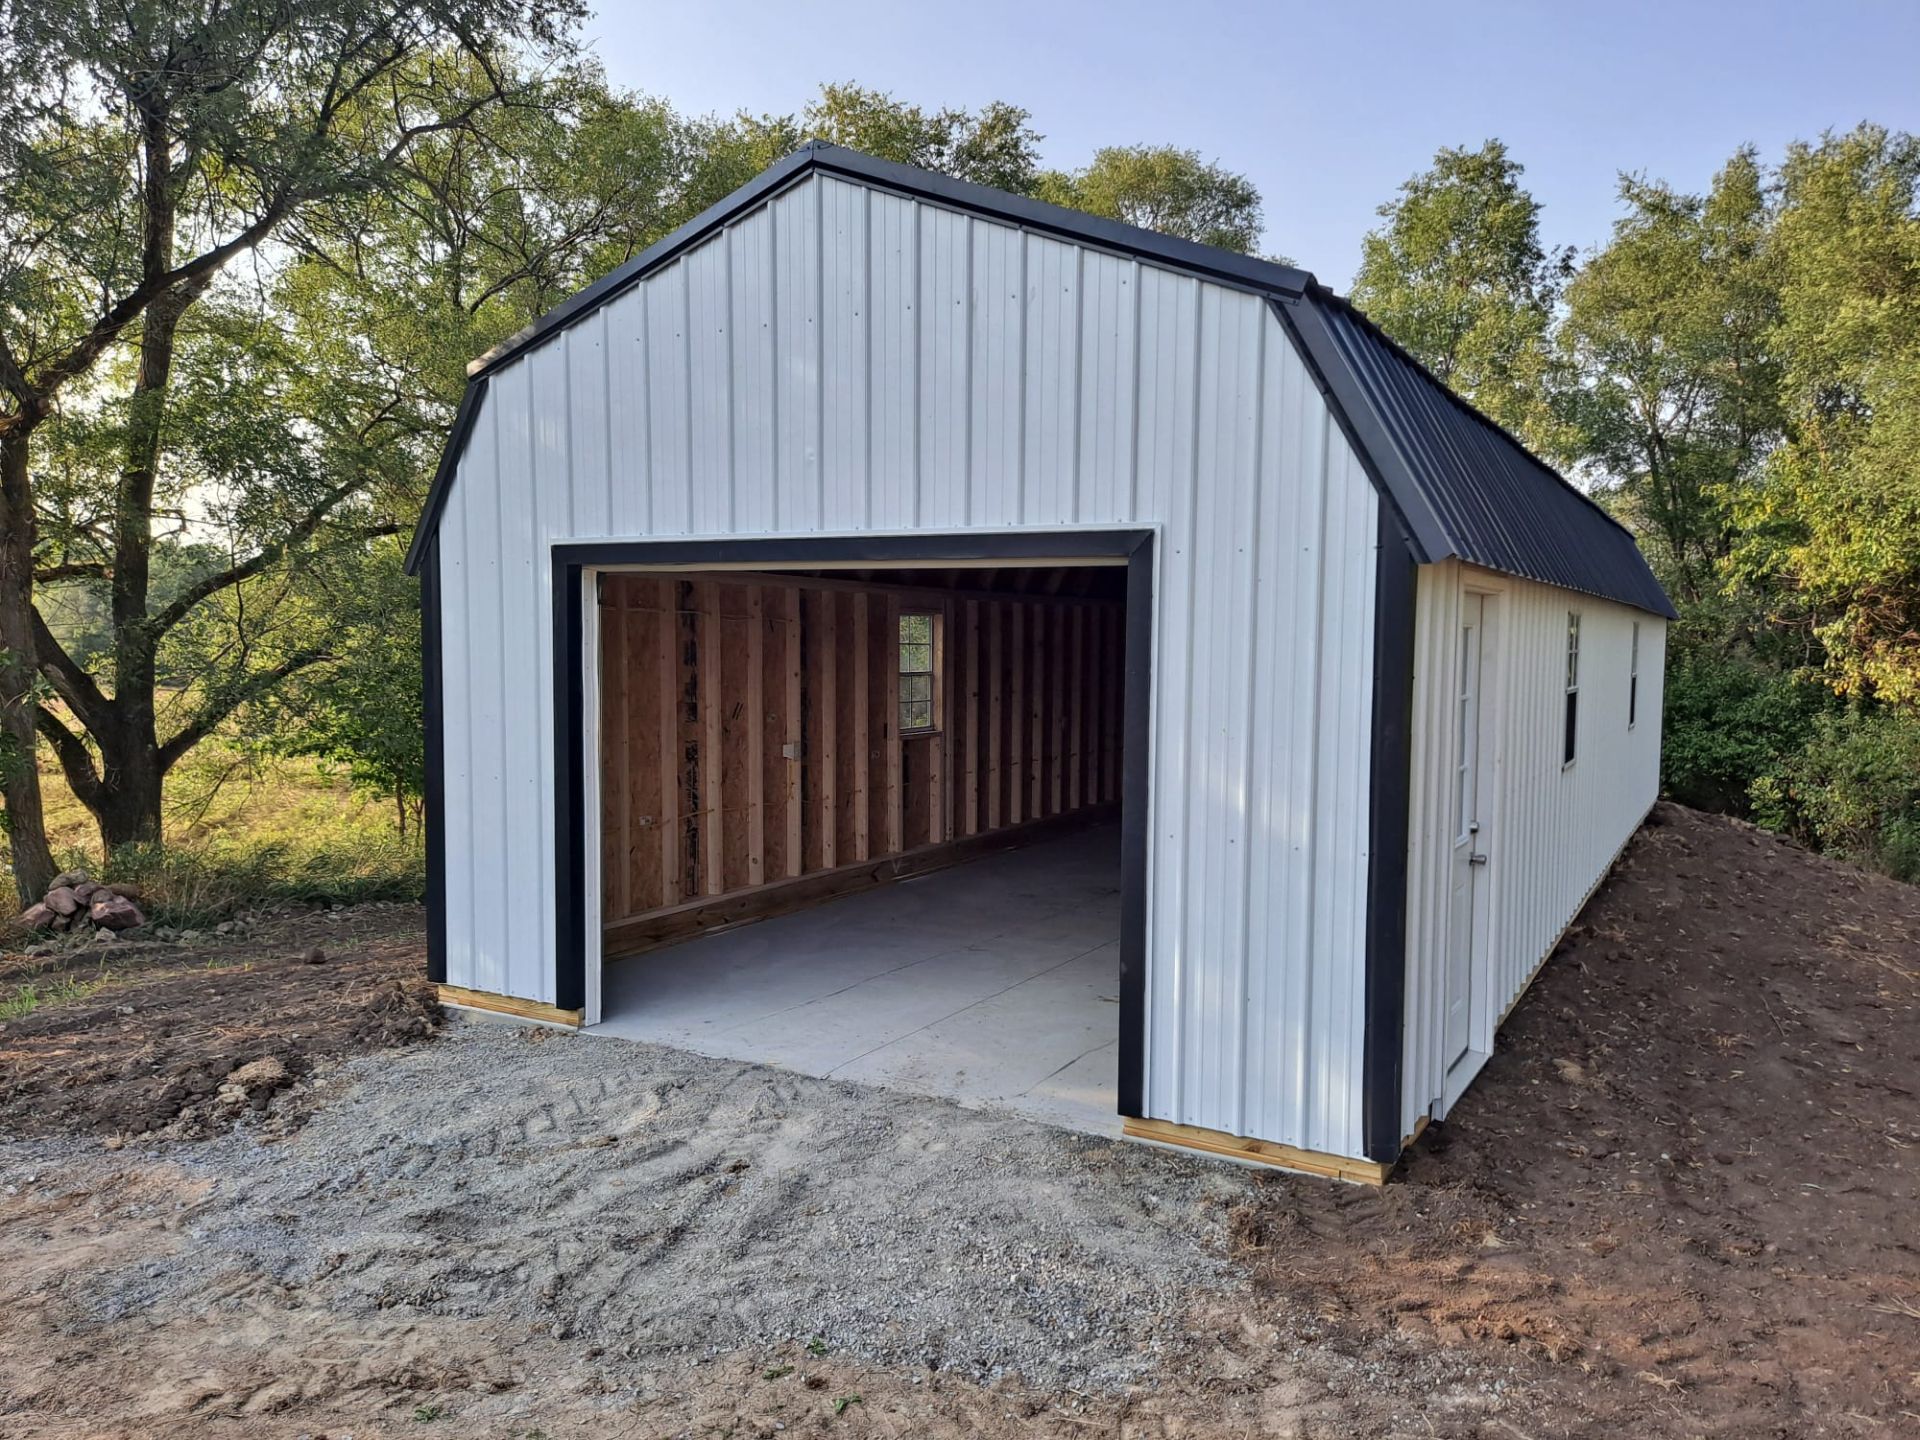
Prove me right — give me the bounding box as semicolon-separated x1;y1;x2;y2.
0;0;581;899
1559;152;1782;606
1036;145;1264;252
269;542;425;836
1356;126;1920;880
1351;141;1574;454
1731;127;1920;706
800;83;1042;195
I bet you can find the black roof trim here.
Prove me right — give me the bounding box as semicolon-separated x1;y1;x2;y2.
406;141;1318;576
1282;287;1677;619
406;144;1675;621
465;141;1313;385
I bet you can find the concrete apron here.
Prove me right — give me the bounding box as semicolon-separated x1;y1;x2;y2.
590;824;1124;1137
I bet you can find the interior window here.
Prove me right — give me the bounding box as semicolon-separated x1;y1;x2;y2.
898;611;940;734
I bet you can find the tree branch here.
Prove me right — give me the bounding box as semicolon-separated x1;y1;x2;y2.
158;647;330;772
34;560;113;584
148;476;372;639
30;606;109;735
0;331;34;415
33;706;104;811
29;240;236;401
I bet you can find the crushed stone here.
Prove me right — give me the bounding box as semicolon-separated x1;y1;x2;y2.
8;1022;1258;1390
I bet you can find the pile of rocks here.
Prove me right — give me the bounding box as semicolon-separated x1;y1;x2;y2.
16;870;148;935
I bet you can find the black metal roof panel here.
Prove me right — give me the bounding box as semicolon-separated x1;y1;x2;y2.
1281;289;1676;619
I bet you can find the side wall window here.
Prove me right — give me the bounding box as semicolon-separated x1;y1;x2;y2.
1563;612;1581;766
1629;621;1640;729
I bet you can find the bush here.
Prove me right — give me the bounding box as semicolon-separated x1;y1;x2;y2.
1750;707;1920;882
1661;644;1836;815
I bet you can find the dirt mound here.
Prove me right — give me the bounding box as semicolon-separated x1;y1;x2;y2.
1227;800;1920;1432
0;909;439;1139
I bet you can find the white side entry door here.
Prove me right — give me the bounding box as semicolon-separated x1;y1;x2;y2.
1444;593;1489;1073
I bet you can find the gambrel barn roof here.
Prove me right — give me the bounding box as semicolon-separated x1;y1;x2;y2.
406;142;1675;621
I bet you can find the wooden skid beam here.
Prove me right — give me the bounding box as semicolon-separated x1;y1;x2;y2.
438;984;584;1029
1121;1116;1395;1186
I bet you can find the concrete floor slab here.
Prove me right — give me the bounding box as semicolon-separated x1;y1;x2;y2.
592;823;1124;1135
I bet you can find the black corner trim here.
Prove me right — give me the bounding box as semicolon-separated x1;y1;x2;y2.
552;557;588;1012
1360;504;1418;1164
420;536;447;985
546;530;1154;1070
1116;531;1154;1119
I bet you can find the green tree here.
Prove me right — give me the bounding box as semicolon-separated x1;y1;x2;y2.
1559;151;1784;606
269;541;425;836
0;0;579;900
800;83;1042;194
1035;145;1264;252
1732;126;1920;707
1352;140;1573;454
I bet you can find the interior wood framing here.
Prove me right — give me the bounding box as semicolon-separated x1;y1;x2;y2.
598;568;1126;957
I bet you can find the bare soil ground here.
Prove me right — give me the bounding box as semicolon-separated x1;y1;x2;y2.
0;905;439;1138
0;803;1915;1438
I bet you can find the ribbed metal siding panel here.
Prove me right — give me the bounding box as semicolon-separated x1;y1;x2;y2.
1077;252;1138;522
1024;235;1081;525
729;205;777;535
434;172;1382;1156
1401;562;1666;1133
771;182;823;532
970;219;1024;522
918;204;970;531
868;190;918;529
821;179;870;529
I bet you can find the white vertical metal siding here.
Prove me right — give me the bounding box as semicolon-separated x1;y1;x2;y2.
1401;561;1666;1134
434;172;1382;1158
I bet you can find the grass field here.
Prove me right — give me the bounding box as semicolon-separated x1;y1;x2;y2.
13;738;423;930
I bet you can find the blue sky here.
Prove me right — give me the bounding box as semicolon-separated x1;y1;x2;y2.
591;0;1920;289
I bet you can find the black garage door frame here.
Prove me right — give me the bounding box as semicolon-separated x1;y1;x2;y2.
548;528;1157;1118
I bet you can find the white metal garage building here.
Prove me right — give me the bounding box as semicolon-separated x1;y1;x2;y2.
404;143;1674;1182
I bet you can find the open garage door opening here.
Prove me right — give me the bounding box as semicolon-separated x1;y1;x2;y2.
580;552;1145;1136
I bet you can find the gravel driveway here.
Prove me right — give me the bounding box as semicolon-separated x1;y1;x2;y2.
1;1020;1306;1436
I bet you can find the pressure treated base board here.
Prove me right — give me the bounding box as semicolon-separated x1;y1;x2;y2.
1122;1116;1397;1186
603;806;1120;962
436;984;584;1029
